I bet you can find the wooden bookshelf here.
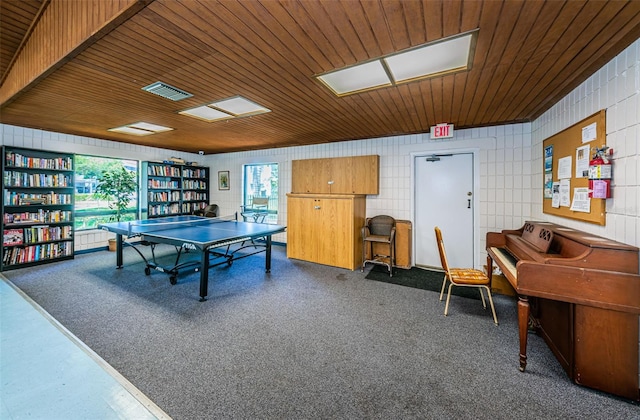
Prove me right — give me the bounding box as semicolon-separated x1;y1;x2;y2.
1;147;75;271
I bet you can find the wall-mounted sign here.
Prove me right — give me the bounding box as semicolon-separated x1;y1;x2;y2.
430;123;454;139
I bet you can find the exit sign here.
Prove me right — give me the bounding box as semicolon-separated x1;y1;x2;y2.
430;123;454;139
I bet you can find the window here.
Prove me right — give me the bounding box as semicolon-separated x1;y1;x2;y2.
243;163;278;223
74;155;139;230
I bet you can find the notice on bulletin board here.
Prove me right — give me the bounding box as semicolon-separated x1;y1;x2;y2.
570;187;591;213
544;145;554;199
582;122;597;143
557;156;572;179
575;145;590;178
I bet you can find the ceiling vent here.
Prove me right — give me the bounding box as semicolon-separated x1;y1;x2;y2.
142;82;193;101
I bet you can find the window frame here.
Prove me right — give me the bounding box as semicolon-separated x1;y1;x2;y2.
73;154;139;231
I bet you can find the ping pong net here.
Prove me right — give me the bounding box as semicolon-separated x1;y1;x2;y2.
126;214;237;237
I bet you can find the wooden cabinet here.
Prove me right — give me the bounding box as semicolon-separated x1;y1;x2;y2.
287;193;365;270
141;162;209;218
2;147;75;271
291;155;379;194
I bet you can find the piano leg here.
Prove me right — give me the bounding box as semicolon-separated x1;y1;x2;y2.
518;295;530;372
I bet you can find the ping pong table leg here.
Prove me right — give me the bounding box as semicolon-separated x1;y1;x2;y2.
199;248;210;302
116;234;124;268
265;235;272;273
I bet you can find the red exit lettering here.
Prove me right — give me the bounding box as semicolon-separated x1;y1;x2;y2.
431;123;454;139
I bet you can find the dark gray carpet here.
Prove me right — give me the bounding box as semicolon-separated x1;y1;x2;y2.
365;265;481;300
3;245;638;419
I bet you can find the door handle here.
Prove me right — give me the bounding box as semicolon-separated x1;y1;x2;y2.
467;199;471;209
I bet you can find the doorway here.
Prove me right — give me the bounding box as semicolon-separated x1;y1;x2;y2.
413;152;475;269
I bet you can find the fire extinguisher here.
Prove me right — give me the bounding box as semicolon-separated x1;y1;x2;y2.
588;146;613;198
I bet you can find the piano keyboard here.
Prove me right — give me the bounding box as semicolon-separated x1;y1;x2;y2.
489;247;519;279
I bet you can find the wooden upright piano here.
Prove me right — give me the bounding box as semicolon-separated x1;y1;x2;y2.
487;221;640;401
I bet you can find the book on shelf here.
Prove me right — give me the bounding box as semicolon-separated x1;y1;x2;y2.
3;229;24;246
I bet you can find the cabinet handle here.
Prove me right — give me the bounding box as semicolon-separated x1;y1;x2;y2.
314;205;321;210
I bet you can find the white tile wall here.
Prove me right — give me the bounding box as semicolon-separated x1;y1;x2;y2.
2;38;638;265
531;38;640;250
1;122;532;265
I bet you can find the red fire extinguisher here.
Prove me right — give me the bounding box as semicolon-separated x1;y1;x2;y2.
588;146;612;199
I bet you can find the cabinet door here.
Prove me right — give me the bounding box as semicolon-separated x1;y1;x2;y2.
286;196;314;261
327;157;353;194
351;155;379;195
313;197;353;268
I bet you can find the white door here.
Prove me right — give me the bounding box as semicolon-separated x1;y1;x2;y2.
414;152;474;268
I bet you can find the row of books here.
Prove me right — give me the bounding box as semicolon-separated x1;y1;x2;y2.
183;180;207;190
2;242;73;266
148;191;181;202
5;152;73;171
148;203;182;216
182;202;207;213
3;209;72;224
3;226;73;246
4;171;72;188
182;168;207;178
147;165;181;177
182;191;208;201
4;191;72;206
148;179;180;189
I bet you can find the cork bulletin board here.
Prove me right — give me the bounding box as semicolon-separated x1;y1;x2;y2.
542;110;606;225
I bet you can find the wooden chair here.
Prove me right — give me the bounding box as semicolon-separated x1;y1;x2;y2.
434;226;498;324
361;215;396;276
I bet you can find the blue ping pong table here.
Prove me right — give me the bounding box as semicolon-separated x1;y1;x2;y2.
99;215;286;301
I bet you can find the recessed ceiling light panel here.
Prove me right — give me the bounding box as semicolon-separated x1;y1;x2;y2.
179;106;234;122
129;122;173;133
211;96;270;116
179;96;270;122
108;126;154;136
384;32;474;83
317;29;477;96
317;61;391;96
108;122;174;136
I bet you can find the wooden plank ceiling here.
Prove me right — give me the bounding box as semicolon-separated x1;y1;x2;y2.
1;0;640;155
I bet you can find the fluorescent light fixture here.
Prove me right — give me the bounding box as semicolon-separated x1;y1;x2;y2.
317;61;391;96
211;96;270;116
316;29;477;96
108;122;174;136
179;105;234;122
384;32;474;82
179;96;270;122
129;122;173;133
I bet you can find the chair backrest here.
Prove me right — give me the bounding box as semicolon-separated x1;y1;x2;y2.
251;197;269;208
367;215;395;236
434;227;451;274
203;204;218;217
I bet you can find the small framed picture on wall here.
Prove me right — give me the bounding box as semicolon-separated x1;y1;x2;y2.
218;170;230;190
